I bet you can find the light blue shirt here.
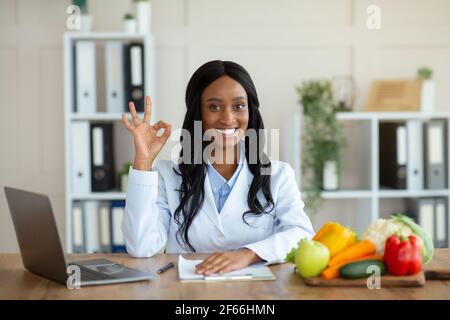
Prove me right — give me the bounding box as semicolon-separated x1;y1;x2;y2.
207;142;245;213
207;161;244;213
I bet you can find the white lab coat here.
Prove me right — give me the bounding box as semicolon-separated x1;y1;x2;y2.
122;157;314;264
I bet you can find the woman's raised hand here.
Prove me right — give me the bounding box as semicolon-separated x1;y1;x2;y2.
121;96;172;170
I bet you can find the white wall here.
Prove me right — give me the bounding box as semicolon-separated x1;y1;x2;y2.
1;0;450;252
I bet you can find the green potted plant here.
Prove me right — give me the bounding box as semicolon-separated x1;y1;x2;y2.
296;80;346;216
123;13;137;33
417;66;435;113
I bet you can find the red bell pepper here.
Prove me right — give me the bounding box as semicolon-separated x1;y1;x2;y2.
384;235;422;276
408;235;423;275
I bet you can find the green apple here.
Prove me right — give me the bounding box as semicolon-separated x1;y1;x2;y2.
295;239;330;278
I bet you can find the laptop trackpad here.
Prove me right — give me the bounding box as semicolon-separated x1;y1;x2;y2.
86;263;124;275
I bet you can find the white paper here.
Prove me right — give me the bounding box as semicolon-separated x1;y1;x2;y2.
177;255;275;281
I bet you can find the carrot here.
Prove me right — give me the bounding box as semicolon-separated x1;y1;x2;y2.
321;254;383;280
328;240;376;267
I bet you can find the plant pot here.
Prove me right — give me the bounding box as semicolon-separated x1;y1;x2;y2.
322;160;339;191
123;19;137;33
420;79;435;113
80;14;93;32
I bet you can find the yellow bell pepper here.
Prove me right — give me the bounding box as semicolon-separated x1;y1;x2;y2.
313;222;356;257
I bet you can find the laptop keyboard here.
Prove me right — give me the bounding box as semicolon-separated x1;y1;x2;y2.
69;264;114;282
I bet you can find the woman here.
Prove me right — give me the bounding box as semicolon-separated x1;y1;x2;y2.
121;60;314;276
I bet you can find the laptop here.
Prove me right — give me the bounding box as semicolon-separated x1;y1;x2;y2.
4;186;153;287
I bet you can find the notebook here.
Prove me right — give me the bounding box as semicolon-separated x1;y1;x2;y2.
178;255;276;282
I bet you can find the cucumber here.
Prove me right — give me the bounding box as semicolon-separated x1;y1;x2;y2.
339;260;387;279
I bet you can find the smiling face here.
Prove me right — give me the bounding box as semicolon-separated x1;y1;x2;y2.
201;75;249;150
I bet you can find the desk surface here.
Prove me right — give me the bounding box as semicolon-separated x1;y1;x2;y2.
1;249;449;300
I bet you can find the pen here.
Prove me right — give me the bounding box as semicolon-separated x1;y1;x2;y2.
157;262;174;274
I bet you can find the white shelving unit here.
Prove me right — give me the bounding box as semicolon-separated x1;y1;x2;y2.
299;111;450;247
63;32;155;253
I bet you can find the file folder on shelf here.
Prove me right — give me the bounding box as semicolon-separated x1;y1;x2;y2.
435;198;448;248
379;122;407;189
124;43;145;112
111;200;127;253
74;40;97;113
83;201;101;253
406;120;424;190
407;198;435;246
99;201;112;253
71;121;91;194
105;41;125;113
90;123;116;192
424;120;447;189
72;201;85;253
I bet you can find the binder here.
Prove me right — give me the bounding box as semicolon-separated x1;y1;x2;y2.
124;43;145;112
74;40;96;113
424;120;447;189
99;201;112;252
71;121;91;194
111;200;127;253
379;122;407;189
83;201;101;253
435;198;448;248
407;198;435;245
406;120;424;190
105;41;125;113
90;123;116;192
72;201;85;253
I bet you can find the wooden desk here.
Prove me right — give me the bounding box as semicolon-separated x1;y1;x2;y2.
1;249;449;300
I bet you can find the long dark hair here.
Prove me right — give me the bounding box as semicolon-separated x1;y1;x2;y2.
173;60;274;252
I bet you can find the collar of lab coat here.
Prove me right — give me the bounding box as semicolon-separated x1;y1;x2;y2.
202;140;253;234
